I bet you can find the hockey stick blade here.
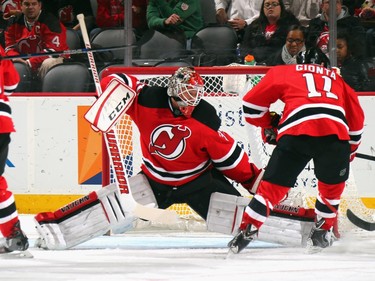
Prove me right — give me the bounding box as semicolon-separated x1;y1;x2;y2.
134;204;179;225
0;247;33;259
346;209;375;231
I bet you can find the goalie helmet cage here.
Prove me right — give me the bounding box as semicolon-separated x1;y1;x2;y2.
100;65;371;233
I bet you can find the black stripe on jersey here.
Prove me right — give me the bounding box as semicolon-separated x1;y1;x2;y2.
0;102;11;115
249;197;268;217
279;106;347;131
213;144;242;169
243;104;263;117
0;202;17;219
115;73;130;85
350;133;362;143
315;199;338;214
143;158;212;180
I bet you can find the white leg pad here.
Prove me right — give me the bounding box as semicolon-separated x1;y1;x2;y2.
206;192;250;235
34;184;135;250
206;192;314;246
129;173;158;207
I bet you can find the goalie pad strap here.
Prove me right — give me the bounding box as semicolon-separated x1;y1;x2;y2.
129;173;158;207
35;184;135;250
84;79;136;132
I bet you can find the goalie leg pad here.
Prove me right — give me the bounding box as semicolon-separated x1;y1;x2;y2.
129;173;158;207
34;184;135;249
206;192;250;235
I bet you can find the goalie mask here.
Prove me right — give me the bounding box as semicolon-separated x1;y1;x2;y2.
167;67;204;117
296;47;331;68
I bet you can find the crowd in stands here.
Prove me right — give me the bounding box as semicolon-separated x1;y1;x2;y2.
0;0;374;92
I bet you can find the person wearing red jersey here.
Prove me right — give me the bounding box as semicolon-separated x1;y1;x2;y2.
4;0;69;80
228;47;365;254
0;45;29;252
91;0;148;39
100;67;263;219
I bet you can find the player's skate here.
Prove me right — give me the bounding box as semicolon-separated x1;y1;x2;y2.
3;220;29;252
228;224;258;254
306;218;334;254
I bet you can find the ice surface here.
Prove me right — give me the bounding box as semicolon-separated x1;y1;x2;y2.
1;215;375;281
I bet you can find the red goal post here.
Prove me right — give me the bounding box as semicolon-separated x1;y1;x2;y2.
100;66;373;232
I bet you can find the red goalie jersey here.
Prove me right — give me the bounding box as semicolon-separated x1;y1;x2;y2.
101;73;255;186
242;64;365;156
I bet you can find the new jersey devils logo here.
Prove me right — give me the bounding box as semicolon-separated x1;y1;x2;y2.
149;125;191;160
17;36;43;54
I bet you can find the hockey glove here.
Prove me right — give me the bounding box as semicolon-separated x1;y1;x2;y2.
261;112;281;145
262;127;278;145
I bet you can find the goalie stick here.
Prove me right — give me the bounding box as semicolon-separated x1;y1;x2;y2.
346;209;375;231
77;14;177;224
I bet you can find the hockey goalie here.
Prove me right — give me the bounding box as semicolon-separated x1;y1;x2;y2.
34;67;315;250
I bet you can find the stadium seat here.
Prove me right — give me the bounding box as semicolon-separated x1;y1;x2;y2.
191;25;238;66
200;0;217;26
13;62;36;92
66;28;81;50
134;30;188;64
91;28;136;64
42;62;93;92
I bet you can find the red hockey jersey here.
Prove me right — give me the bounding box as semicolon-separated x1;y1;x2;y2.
0;45;19;133
101;73;254;186
242;64;365;154
5;10;69;71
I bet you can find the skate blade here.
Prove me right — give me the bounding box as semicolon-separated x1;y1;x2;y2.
305;239;324;254
0;249;33;259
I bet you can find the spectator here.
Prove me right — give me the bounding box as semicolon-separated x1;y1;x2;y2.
215;0;262;41
265;24;306;65
92;0;148;40
306;0;365;57
284;0;320;26
337;31;375;91
42;0;95;37
240;0;300;64
5;0;69;82
146;0;203;43
0;0;21;47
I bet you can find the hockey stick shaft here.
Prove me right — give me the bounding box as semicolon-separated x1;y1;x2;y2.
0;45;131;61
77;14;177;224
356;152;375;161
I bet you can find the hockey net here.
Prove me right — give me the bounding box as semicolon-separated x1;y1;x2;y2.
101;65;373;233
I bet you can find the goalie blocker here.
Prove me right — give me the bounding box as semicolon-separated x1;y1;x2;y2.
84;79;136;132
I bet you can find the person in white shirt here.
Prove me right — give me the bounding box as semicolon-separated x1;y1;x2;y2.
215;0;262;40
284;0;320;26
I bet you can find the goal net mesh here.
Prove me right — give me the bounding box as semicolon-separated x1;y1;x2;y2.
103;66;373;233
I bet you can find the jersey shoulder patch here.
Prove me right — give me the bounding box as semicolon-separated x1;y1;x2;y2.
193;100;221;131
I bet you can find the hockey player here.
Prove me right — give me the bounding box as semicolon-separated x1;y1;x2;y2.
0;45;29;252
228;47;365;253
34;67;264;250
99;66;263;221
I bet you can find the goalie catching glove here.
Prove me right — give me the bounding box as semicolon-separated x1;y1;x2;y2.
261;111;281;145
